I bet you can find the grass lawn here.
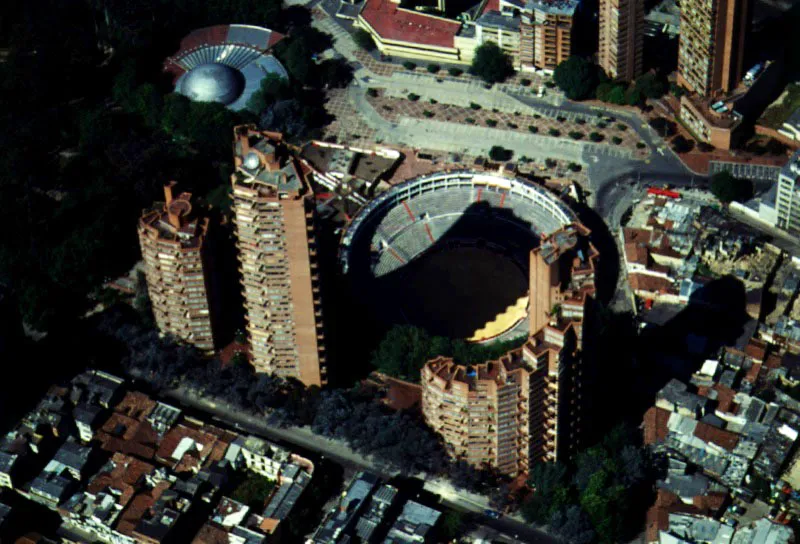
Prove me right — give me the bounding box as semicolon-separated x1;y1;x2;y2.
230;473;277;510
759;83;800;129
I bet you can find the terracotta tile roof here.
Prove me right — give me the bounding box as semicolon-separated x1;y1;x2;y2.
116;480;172;536
644;406;670;445
360;0;460;48
630;273;674;295
764;353;782;370
693;492;727;513
481;0;501;13
745;338;767;362
114;392;157;421
87;453;155;508
156;422;235;473
711;384;738;414
96;412;160;460
192;524;230;544
744;362;762;384
693;421;739;451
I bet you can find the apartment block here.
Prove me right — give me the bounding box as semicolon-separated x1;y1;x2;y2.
776;151;800;237
676;0;750;96
520;0;578;72
138;183;216;351
422;224;596;475
422;352;532;476
598;0;644;81
231;126;326;387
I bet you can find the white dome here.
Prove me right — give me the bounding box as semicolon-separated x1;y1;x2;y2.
178;63;244;105
243;152;261;170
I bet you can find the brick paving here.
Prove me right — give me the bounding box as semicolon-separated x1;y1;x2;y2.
365;89;648;158
321;88;377;146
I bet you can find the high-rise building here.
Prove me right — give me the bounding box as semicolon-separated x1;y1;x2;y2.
138;183;216;351
230;126;326;387
421;224;597;475
520;0;578;72
598;0;644;81
676;0;750;96
776;151;800;236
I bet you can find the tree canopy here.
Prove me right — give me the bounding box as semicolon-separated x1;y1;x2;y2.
710;171;754;203
520;425;652;543
553;56;600;100
370;325;527;381
469;42;514;84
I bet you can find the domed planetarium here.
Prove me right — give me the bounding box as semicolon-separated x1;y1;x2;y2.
164;25;289;111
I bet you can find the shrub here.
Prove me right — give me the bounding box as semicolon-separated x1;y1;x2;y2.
403;61;417;70
427;63;441;74
528;125;539;133
448;67;464;77
545;158;558;168
568;162;582;172
611;136;623;145
470;102;482;110
429;98;438;104
507;122;518;129
423;110;435;118
617;123;627;131
367;88;379;97
465;117;476;124
408;93;420;101
353;29;376;52
576;118;586;125
589;132;603;142
486;119;498;127
534;114;541;119
556;115;566;122
548;128;561;137
520;78;532;86
636;142;646;149
545;81;556;88
568;131;584;140
492;108;500;113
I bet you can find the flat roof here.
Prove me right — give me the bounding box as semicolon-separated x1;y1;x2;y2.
360;0;461;49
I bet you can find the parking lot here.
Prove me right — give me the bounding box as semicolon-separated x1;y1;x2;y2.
709;161;781;182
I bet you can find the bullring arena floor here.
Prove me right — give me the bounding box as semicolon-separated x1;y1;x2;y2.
388;246;529;341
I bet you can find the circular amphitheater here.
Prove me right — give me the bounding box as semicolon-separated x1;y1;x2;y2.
340;170;577;343
164;24;288;111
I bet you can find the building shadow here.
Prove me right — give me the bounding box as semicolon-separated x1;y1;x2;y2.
582;275;750;444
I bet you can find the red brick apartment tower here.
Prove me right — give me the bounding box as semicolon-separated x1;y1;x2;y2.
138;183;216;351
422;224;597;475
676;0;750;96
421;352;532;476
598;0;644;81
230;126;326;387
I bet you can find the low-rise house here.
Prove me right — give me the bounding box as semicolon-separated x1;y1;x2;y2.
384;500;441;543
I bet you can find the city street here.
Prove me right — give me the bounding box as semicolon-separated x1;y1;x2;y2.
163;387;559;543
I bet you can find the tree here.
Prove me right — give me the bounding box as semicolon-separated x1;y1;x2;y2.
427;63;441;73
671;135;694;153
634;72;666;99
469;42;514;84
710;171;753;203
353;28;376;51
553;56;599;100
258;99;309;140
246;73;291;114
489;146;513;161
549;506;596;544
439;511;465;540
521;462;571;523
606;85;626;105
